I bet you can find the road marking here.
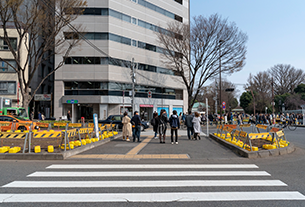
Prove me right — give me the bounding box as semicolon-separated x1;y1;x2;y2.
3;180;287;188
0;192;304;202
46;164;259;169
70;154;190;159
126;136;153;155
27;171;270;177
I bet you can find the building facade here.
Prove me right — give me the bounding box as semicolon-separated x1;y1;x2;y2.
0;28;28;108
54;0;189;122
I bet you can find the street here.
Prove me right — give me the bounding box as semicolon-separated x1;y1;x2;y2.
0;127;305;206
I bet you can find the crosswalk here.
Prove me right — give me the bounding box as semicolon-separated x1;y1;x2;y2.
0;164;305;203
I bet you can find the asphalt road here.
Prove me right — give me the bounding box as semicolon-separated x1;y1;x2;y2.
0;126;305;206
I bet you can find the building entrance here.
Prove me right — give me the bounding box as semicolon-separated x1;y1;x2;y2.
140;105;153;122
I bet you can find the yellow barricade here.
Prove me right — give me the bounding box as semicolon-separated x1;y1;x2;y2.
35;122;50;128
276;130;285;138
33;131;62;138
68;123;82;128
233;130;240;137
248;133;270;140
0;132;27;139
239;131;248;138
78;128;94;134
66;129;77;138
256;124;268;130
88;123;103;128
54;123;67;127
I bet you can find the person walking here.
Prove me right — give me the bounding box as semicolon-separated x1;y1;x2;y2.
192;112;201;140
185;111;194;140
131;111;141;142
38;112;42;121
151;112;158;139
157;109;168;143
122;112;131;141
67;110;71;121
169;110;180;144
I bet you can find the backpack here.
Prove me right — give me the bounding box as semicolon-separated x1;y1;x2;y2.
170;116;179;128
150;118;155;126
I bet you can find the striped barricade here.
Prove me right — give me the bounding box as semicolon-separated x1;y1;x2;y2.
255;124;268;133
35;122;51;130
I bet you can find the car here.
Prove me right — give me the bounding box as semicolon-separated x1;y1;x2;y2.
98;115;149;131
0;115;39;132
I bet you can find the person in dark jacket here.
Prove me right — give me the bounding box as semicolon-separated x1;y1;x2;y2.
131;111;141;142
157;109;169;143
151;111;158;139
185;111;194;140
169;110;180;144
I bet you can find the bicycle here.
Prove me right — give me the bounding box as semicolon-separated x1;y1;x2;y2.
275;120;297;131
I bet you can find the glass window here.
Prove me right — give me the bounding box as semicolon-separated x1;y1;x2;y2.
101;8;109;15
122;14;131;23
72;57;81;64
0;82;16;94
0;60;16;72
109;33;121;43
95;33;108;40
132;40;137;47
109;9;122;19
121;37;131;45
132;17;137;25
0;38;17;50
84;33;95;40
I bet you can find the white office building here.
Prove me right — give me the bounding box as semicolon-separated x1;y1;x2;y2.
54;0;189;122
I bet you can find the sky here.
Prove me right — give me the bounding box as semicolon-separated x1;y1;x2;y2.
190;0;305;97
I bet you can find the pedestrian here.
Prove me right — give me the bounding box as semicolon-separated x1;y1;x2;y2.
169;110;180;144
185;111;194;140
41;113;45;121
38;112;42;121
131;111;141;142
122;112;131;141
192;112;201;140
157;109;168;143
30;111;34;121
67;110;71;121
151;111;158;139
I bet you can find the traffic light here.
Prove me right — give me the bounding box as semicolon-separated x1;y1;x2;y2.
148;91;152;98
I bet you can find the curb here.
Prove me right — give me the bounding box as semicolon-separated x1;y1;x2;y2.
0;135;121;160
209;133;295;158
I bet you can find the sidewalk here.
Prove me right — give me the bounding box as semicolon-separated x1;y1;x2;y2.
72;128;240;160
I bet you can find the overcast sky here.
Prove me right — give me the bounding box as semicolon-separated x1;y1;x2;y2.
190;0;305;96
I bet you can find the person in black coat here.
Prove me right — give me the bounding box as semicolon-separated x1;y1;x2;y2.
157;109;169;143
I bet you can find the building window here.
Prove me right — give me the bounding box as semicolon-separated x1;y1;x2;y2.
174;0;183;5
132;40;137;47
0;82;16;95
132;17;137;25
0;60;16;72
0;38;17;50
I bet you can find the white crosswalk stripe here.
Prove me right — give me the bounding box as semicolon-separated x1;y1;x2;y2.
1;164;305;203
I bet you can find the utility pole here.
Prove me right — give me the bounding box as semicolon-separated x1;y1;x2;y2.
215;79;218;114
131;58;135;114
272;77;274;114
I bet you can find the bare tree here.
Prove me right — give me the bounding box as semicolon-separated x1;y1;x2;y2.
156;14;248;111
246;72;272;113
268;64;305;95
0;0;86;112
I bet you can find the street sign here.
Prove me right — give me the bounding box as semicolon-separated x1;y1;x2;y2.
222;105;226;109
222;101;226;106
66;99;78;104
148;91;152;98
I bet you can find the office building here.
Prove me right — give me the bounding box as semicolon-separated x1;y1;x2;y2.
54;0;189;122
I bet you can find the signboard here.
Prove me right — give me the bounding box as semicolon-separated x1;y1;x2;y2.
222;105;226;109
66;99;78;104
34;94;51;101
93;113;99;139
4;99;10;106
222;101;226;106
140;104;153;108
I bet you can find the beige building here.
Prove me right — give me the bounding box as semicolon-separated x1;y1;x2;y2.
0;28;28;108
54;0;189;122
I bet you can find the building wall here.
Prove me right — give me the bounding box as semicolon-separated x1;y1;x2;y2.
54;0;190;121
0;29;29;108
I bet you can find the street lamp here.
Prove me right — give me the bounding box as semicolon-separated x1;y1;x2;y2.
218;40;224;115
246;88;255;114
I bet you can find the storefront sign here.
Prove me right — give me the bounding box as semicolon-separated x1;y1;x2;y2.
140;104;153;108
34;94;51;101
66;99;78;104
